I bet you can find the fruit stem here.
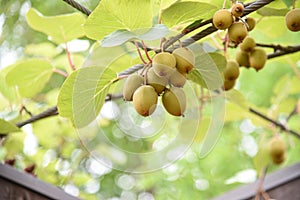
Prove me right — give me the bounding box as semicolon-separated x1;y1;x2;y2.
134;41;147;64
65;42;76;71
222;0;227;9
293;0;296;9
141;40;152;62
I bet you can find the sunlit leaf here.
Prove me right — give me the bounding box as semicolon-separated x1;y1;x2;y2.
0;73;17;102
226;89;249;109
161;2;217;27
84;0;152;41
5;59;53;98
26;8;86;44
0;119;20;134
25;42;62;58
4;133;25;157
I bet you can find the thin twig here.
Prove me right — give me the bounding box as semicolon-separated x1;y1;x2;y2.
53;68;68;77
249;107;300;139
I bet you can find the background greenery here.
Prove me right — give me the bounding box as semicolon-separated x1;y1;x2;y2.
1;0;300;199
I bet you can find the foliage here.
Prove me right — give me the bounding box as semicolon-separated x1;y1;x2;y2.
0;0;300;199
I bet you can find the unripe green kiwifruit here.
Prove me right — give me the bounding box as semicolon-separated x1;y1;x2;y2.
235;49;250;68
249;47;267;71
245;17;256;31
172;47;195;74
123;74;144;101
269;137;286;165
228;22;248;43
162;87;186;116
285;9;300;32
147;68;168;94
223;79;236;91
169;70;187;87
239;36;256;52
231;3;244;18
213;9;234;30
133;85;158;117
223;60;240;80
152;52;176;77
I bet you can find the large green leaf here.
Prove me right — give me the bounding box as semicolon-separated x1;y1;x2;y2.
0;119;20;134
226;89;249;109
25;42;62;58
188;52;225;90
57;67;117;127
101;24;169;47
5;59;53;98
0;73;17;102
257;7;289;16
161;2;217;27
84;0;153;41
26;8;86;44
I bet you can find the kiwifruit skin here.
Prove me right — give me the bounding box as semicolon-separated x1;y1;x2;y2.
285;9;300;32
223;60;240;80
236;49;250;68
223;79;236;91
245;17;256;31
133;85;158;117
213;9;234;30
123;74;144;101
172;47;195;74
231;3;244;18
169;70;187;87
239;36;256;52
228;22;248;43
147;68;168;94
152;52;176;76
249;47;267;71
269;137;286;165
162;87;186;116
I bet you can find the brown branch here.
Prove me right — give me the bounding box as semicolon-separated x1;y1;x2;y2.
249;107;300;139
267;45;300;59
62;0;91;16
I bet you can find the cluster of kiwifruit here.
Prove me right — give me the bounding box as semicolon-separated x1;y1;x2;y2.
212;2;256;43
268;136;286;165
122;47;195;117
235;36;267;71
285;8;300;32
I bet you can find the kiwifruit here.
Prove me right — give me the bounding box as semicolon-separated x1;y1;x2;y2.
213;9;234;30
162;87;186;116
239;36;256;52
223;60;240;80
245;17;256;31
123;74;144;101
285;8;300;32
172;47;195;74
133;85;158;117
228;22;248;43
147;68;168;94
169;70;187;87
269;137;286;165
152;52;176;77
249;47;267;71
235;49;250;68
231;3;244;18
223;79;236;91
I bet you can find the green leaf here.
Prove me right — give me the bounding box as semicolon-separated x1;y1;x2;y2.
0;73;17;102
0;119;20;134
188;52;225;90
25;42;62;58
5;59;53;98
58;67;117;127
26;8;86;44
253;137;271;177
84;0;153;41
226;89;249;109
281;0;293;8
257;7;289;16
101;24;169;47
161;2;217;27
57;70;79;119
